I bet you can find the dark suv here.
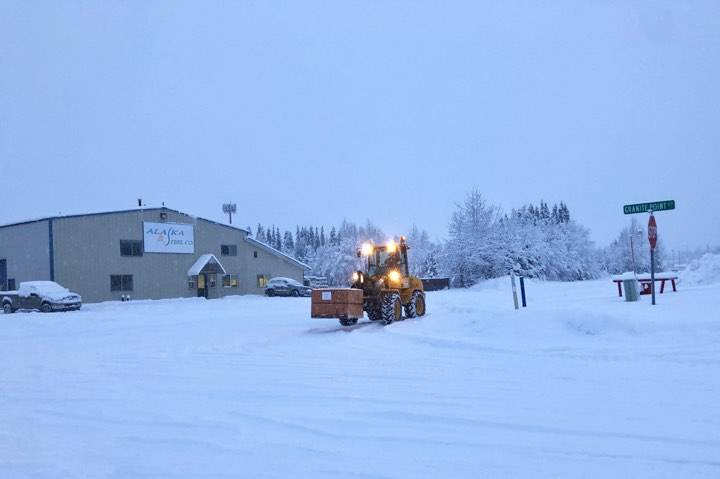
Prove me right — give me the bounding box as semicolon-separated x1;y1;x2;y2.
265;277;312;297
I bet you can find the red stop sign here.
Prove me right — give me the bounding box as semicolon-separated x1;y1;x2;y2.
648;215;658;249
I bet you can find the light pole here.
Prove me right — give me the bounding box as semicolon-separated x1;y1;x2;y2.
222;203;237;225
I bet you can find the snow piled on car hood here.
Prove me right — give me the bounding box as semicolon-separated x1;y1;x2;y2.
42;291;81;301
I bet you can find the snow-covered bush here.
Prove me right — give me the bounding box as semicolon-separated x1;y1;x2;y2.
442;190;600;285
682;253;720;286
601;218;667;274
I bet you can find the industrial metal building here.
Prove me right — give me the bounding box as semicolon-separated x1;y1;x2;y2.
0;207;310;303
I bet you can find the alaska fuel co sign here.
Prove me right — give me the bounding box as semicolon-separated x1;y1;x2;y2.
143;222;195;254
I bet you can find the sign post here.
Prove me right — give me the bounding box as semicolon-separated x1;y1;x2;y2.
648;214;658;305
623;199;672;306
510;272;519;310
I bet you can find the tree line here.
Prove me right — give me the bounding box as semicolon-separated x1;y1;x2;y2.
247;188;668;286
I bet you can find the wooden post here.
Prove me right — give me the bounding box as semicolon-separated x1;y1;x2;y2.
520;277;527;307
511;272;519;310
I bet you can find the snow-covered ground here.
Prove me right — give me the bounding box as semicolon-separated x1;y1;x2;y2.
2;278;719;478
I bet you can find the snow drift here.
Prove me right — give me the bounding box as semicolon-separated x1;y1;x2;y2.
682;253;720;286
1;279;719;478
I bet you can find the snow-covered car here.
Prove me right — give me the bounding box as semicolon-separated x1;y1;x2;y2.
2;281;82;314
264;277;312;297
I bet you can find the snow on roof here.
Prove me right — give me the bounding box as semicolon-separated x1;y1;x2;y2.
0;207;249;234
187;254;227;277
18;281;66;291
245;237;312;271
269;277;302;284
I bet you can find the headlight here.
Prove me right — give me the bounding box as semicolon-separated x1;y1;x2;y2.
352;272;359;282
361;243;374;256
386;239;397;253
388;270;401;283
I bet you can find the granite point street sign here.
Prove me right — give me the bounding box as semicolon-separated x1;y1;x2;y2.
623;200;676;215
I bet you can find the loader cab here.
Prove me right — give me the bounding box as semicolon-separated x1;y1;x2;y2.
363;238;410;278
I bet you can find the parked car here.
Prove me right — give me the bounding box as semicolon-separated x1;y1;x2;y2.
303;275;329;288
2;281;82;314
265;277;312;297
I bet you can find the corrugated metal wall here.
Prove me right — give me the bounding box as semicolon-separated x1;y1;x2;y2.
0;220;51;288
2;209;306;302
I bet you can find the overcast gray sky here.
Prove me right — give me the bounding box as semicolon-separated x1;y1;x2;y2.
2;1;718;250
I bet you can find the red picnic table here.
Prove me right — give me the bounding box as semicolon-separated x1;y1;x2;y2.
612;273;678;297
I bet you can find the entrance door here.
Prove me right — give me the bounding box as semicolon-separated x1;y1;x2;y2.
0;259;6;291
197;273;208;298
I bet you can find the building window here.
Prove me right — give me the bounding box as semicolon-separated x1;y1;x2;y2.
120;240;143;257
253;251;258;258
110;275;134;292
257;275;269;288
188;277;196;289
222;274;239;288
221;244;237;256
208;274;217;288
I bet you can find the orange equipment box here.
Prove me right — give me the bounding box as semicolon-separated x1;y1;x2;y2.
311;288;363;319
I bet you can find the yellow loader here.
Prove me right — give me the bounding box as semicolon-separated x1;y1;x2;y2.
348;236;426;326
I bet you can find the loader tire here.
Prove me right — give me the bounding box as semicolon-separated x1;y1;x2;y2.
404;291;426;318
366;305;382;322
339;317;358;327
381;292;402;325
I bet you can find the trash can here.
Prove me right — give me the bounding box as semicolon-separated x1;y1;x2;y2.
623;279;640;302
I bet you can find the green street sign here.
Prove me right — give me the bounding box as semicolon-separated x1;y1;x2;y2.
623;200;675;215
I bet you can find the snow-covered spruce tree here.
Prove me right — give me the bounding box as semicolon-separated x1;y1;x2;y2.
443;189;501;286
309;220;372;286
440;192;600;284
404;225;443;278
282;230;294;255
501;202;599;280
421;250;441;278
406;225;428;277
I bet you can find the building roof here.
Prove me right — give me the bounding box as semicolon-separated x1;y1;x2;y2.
245;236;312;271
187;254;226;276
0;205;311;272
0;207;249;234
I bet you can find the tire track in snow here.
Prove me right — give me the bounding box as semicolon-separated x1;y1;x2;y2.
360;410;720;448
